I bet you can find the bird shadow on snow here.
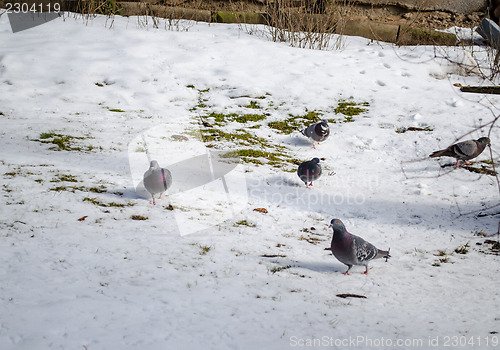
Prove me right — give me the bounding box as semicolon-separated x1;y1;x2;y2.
269;256;344;274
281;134;313;148
265;175;304;188
296;260;344;274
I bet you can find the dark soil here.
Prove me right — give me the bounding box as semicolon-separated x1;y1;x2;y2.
156;0;486;30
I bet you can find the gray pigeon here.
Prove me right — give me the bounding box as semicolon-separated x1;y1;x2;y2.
329;219;390;275
301;119;329;148
429;137;490;167
143;160;172;205
297;158;322;188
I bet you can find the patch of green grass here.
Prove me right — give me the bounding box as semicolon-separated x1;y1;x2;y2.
454;242;469;255
186;84;195;89
51;174;78;183
50;174;78;183
34;132;94;152
299;235;322;245
89;187;107;193
208;112;266;125
49;186;68;192
198;244;212;255
131;215;148;220
268;111;322;134
245;101;261;109
267;120;296;134
334;100;369;117
270;265;291;274
200;128;271;149
49;184;106;194
83;197;135;208
439;256;450;263
234;219;256;227
395;126;434;134
221;149;302;170
108;108;125;113
3;171;18;176
235;114;266;123
463;165;498;176
209;112;239;124
224;149;281;162
49;185;86;192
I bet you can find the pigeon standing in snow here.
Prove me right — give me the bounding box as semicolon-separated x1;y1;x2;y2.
429;137;490;167
297;158;322;188
301;119;330;148
329;219;390;275
143;160;172;205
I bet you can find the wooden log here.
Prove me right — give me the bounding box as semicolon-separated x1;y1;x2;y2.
214;11;266;24
118;3;212;22
340;20;399;43
397;26;457;46
460;86;500;95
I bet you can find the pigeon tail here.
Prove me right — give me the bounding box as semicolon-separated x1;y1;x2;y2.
376;248;391;261
429;149;455;158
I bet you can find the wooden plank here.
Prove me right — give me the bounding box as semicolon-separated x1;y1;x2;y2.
459;86;500;95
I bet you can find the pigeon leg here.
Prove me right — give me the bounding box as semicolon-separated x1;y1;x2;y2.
364;267;373;275
152;195;156;205
309;182;313;187
464;161;472;165
313;144;317;150
343;265;352;275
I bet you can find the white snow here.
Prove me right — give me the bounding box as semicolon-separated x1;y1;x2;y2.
1;12;500;350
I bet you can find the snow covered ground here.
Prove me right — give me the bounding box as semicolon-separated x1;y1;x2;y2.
1;12;500;350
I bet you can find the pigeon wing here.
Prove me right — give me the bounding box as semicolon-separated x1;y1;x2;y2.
453;140;478;158
352;235;378;263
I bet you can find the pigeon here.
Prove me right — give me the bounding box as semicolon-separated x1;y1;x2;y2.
329;219;390;275
143;160;172;205
297;158;322;188
429;137;490;167
301;119;329;148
